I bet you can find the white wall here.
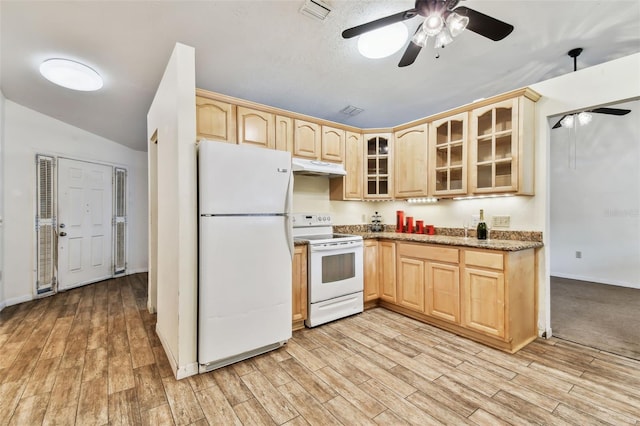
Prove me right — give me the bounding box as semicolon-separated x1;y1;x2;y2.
0;90;5;311
550;100;639;288
2;100;148;306
147;43;198;379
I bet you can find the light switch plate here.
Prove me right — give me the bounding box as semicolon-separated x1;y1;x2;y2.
492;215;511;228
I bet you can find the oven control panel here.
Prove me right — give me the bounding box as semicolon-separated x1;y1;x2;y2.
292;213;332;228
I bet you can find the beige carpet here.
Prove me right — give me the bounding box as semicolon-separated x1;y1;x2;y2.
551;276;640;360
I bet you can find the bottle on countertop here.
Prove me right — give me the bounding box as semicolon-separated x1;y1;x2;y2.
477;209;488;240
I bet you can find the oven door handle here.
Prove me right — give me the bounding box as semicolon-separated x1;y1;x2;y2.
310;241;363;252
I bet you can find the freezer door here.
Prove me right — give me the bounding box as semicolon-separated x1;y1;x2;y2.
198;215;292;365
199;140;292;214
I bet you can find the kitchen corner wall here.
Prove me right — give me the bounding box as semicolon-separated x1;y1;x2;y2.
0;90;5;311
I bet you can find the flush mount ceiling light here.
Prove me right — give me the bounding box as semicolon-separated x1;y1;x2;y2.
343;0;514;67
39;58;103;91
357;22;408;59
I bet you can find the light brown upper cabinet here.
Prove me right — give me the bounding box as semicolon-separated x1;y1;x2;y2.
321;125;345;163
293;119;321;159
394;124;428;198
196;96;236;143
330;131;363;201
429;112;468;197
364;133;393;199
237;107;275;149
469;93;536;195
275;115;293;153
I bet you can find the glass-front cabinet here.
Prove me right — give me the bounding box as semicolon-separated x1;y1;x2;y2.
429;112;467;196
365;133;393;199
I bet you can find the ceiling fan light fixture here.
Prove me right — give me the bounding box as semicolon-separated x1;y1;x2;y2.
446;12;469;37
560;115;575;128
577;111;593;126
357;22;408;59
411;28;430;48
435;27;453;48
422;14;444;36
39;58;103;91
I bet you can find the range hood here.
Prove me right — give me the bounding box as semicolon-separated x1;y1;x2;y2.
291;158;346;177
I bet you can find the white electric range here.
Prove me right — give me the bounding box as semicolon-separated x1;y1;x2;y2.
292;213;364;327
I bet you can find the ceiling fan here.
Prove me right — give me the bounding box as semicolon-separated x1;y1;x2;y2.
552;48;631;129
342;0;514;67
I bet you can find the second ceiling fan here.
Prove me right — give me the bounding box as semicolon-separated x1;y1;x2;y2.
342;0;514;67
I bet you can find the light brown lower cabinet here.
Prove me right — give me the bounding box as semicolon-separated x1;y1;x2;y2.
379;241;536;353
292;245;307;331
363;240;380;307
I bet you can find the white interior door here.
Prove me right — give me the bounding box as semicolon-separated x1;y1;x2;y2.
57;158;113;290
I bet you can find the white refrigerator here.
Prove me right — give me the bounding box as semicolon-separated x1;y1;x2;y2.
198;140;293;373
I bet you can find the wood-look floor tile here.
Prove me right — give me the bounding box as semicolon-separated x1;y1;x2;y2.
1;346;41;385
195;382;242;426
569;385;640;421
0;342;24;370
278;380;340;426
187;371;217;393
314;366;385;418
552;403;611;426
162;375;205;425
77;376;108;426
360;379;440;425
153;346;174;379
109;387;142;426
212;367;253;406
83;347;108;383
40;317;74;360
45;367;82;417
231;358;257;377
42;403;77;426
406;390;473;425
87;325;107;351
467;408;511;426
371;343;445;382
240;370;299;424
347;352;416;398
8;393;49;425
141;403;175;426
324;394;376;425
109;353;135;395
59;336;87;370
0;380;27;424
129;336;155;369
351;313;402;339
278;358;337;403
328;320;380;349
134;364;167;412
282;415;311;426
310;347;371;385
233;397;277;426
339;337;398;371
22;356;61;398
285;340;326;372
373;409;411;425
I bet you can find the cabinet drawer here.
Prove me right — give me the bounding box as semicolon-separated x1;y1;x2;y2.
398;243;459;263
464;250;504;270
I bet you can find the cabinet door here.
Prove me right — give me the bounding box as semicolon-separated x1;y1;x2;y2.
275;115;293;153
462;267;505;338
330;131;363;201
364;133;393;199
378;241;396;302
470;98;519;193
292;246;308;328
394;124;428;198
196;96;236;143
430;113;467;196
321;125;345;163
426;262;460;323
363;240;379;302
237;107;275;149
397;256;425;313
293;119;321;159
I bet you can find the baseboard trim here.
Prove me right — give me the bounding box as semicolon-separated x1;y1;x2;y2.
5;294;33;307
551;273;639;289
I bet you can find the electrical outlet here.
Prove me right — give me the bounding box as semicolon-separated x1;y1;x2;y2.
575;251;582;259
492;215;511;228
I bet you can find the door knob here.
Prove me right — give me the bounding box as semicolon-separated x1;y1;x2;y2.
60;232;67;237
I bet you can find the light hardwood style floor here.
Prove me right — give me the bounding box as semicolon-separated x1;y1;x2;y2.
1;273;639;425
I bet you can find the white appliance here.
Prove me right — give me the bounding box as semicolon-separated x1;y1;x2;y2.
291;157;347;177
292;213;363;327
198;140;293;373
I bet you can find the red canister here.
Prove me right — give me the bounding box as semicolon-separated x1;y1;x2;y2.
426;225;435;235
416;220;424;234
406;217;414;233
396;210;404;233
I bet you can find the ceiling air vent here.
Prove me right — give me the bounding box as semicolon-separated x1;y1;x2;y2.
339;105;364;117
299;0;332;21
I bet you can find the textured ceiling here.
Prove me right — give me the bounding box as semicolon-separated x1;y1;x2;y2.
1;1;640;152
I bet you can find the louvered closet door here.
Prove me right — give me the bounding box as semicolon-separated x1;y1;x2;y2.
57;158;113;290
36;155;56;295
114;168;127;275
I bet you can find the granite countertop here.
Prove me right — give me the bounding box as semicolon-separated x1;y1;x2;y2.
355;231;543;251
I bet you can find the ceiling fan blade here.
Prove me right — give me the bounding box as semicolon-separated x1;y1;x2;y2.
454;6;514;41
342;8;417;39
552;116;567;129
398;41;422;67
590;107;631;116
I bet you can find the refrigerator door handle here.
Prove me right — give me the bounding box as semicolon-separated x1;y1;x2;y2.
284;170;294;260
286;214;294;260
